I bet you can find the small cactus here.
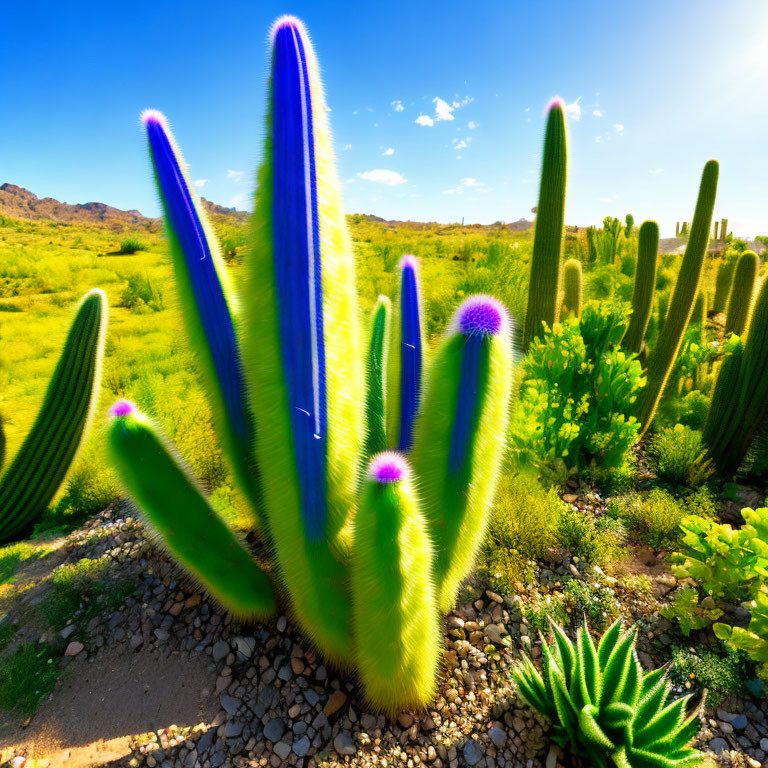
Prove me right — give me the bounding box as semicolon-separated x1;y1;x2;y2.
365;296;391;458
562;258;582;318
724;250;758;337
712;258;736;315
622;221;658;356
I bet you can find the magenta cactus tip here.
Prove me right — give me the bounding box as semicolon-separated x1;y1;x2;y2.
110;399;137;418
140;109;168;129
399;254;419;273
546;96;565;113
458;295;505;337
369;452;409;484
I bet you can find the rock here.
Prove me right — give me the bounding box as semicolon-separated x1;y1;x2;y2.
212;640;229;662
462;739;483;765
65;641;84;657
219;694;241;715
233;636;255;660
273;741;291;760
292;735;310;757
59;624;76;640
485;624;505;644
264;718;285;743
397;713;413;728
732;714;748;730
324;689;347;717
488;726;507;747
224;722;243;739
333;731;356;756
717;709;737;723
708;738;729;754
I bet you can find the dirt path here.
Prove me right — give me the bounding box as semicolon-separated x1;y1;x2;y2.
0;646;217;768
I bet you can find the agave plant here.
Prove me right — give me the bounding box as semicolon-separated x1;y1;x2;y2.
108;15;514;712
513;621;702;768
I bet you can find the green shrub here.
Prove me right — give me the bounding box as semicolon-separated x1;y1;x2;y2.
661;586;723;635
557;506;622;566
521;593;569;634
668;644;753;706
563;577;620;632
118;237;147;254
714;585;768;678
120;272;164;312
649;425;714;487
509;301;645;485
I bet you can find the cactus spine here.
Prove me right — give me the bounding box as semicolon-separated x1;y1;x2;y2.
142;111;263;525
351;453;440;712
365;296;391;458
622;221;658;355
412;296;513;612
108;401;275;618
635;160;718;434
561;258;582;319
724;250;758;337
0;289;107;543
387;256;426;451
522;99;567;350
712;258;736;314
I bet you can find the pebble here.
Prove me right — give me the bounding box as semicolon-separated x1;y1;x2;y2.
462;739;484;765
323;689;347;717
263;718;285;743
212;640;229;662
64;641;84;657
333;731;356;756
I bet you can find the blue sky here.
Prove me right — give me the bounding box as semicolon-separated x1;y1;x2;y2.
1;0;767;237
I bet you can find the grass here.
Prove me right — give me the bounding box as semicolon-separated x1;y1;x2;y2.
0;540;51;586
0;642;61;716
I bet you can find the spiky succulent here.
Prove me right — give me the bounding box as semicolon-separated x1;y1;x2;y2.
513;621;702;768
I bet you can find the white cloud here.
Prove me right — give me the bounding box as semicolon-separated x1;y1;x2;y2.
614;123;625;133
433;97;455;121
391;100;404;112
648;168;665;174
564;97;582;121
193;179;208;188
452;95;474;108
383;147;395;156
415;114;435;127
357;169;407;186
468;120;478;129
230;192;247;207
227;169;245;182
442;177;484;194
454;140;468;151
592;109;604;117
342;144;352;151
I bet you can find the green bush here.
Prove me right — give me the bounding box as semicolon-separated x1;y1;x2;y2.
521;593;569;634
557;506;622;566
509;301;645;485
714;585;768;678
120;272;164;312
118;237;147;254
661;586;723;635
563;577;620;632
668;644;753;706
649;424;714;487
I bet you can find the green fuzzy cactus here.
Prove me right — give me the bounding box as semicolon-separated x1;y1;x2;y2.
514;621;702;768
724;249;758;337
635;160;718;434
586;226;598;263
109;15;515;711
522;98;568;351
712;258;736;315
351;453;440;712
622;221;658;356
562;258;582;319
0;289;108;543
624;213;634;239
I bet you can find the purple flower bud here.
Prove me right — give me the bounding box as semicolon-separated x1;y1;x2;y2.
110;399;137;418
457;295;506;337
369;452;409;484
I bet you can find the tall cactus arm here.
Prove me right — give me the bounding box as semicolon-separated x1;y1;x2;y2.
351;453;440;712
724;250;758;337
387;255;426;451
562;258;583;319
622;221;658;355
635;160;718;434
365;296;391;458
108;401;275;618
712;259;736;315
522;98;568;350
243;15;361;662
0;415;5;474
0;289;107;544
141;110;263;527
411;296;514;612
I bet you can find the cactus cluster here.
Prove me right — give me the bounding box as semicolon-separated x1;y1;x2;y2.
0;290;108;543
109;16;514;712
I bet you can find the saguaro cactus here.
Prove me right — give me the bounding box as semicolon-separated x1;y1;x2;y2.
365;296;391;458
412;296;514;611
635;160;718;434
720;217;729;240
724;250;758;337
387;256;426;452
622;220;658;355
522;98;567;350
0;289;108;543
712;258;736;315
562;258;582;318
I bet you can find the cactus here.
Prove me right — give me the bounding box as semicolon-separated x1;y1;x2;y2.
365;296;391;458
108;401;275;618
586;226;598;263
675;221;680;237
624;213;634;238
691;290;707;330
142;110;263;525
0;415;5;474
621;220;658;355
721;217;728;240
109;15;515;710
411;296;514;612
522;98;568;350
387;255;426;451
724;250;758;337
562;258;582;318
351;453;440;712
635;160;718;434
0;289;108;544
713;220;719;241
712;258;736;314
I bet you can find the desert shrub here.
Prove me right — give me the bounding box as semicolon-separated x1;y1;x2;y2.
656;390;711;431
556;506;623;566
668;645;753;706
118;237;147;254
120;272;164;312
478;472;565;591
509;301;644;486
649;424;714;487
521;593;569;634
563;577;620;631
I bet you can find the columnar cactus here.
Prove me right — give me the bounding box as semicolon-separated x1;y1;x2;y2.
622;220;658;356
713;220;719;241
522;98;568;350
586;226;598;263
724;250;758;337
0;289;108;543
635;160;718;434
387;256;426;452
624;213;634;239
109;15;515;710
712;258;736;315
720;217;728;240
562;258;582;319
